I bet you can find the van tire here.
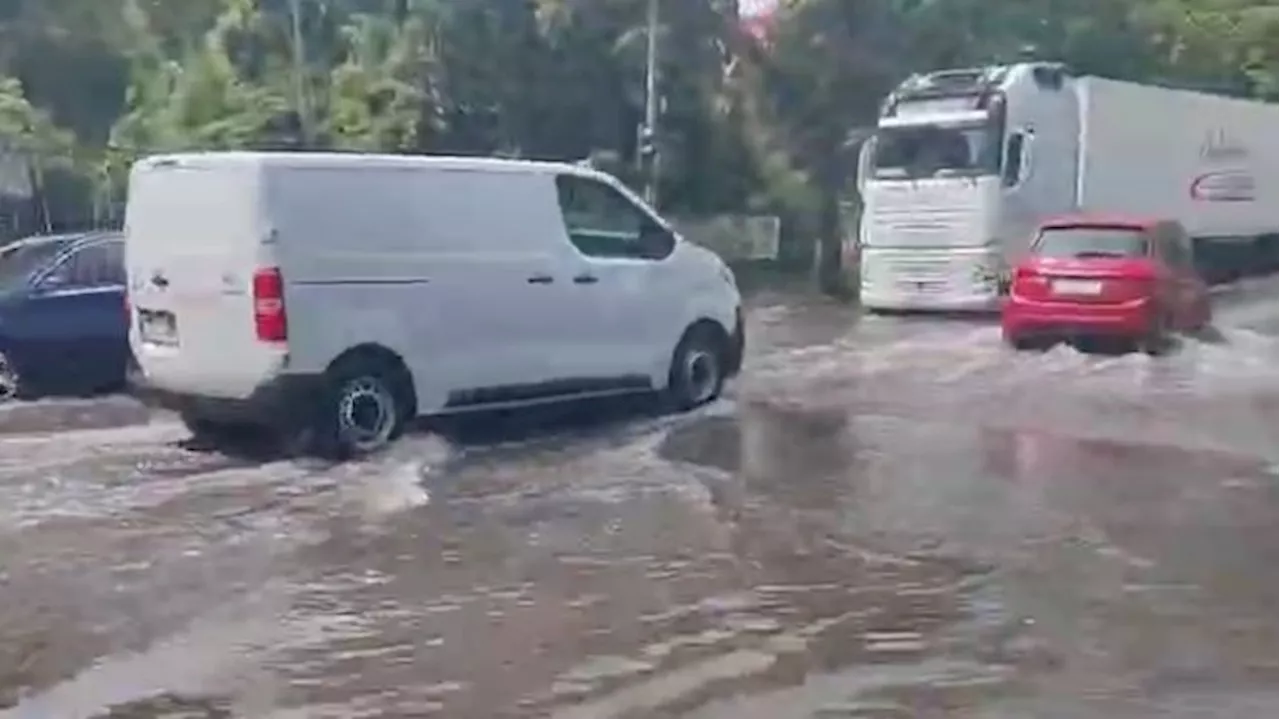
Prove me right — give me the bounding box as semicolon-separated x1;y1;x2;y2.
180;413;247;448
309;355;412;459
664;323;726;411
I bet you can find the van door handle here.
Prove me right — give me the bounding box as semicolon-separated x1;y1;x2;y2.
527;275;554;284
573;274;598;285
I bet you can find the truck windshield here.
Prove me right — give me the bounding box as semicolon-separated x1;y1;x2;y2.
872;123;998;179
1034;227;1149;259
0;238;70;291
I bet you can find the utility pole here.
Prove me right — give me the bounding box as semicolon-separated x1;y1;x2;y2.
641;0;660;207
288;0;311;147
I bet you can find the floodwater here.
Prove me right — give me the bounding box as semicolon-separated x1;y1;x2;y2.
0;280;1275;718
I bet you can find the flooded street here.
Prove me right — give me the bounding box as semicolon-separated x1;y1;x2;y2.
0;281;1275;718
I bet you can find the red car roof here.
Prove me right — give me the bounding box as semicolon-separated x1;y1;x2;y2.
1038;214;1166;231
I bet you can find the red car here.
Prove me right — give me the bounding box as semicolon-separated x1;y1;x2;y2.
1002;216;1211;353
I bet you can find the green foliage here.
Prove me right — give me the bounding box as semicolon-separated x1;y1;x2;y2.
323;12;434;151
0;0;1273;242
0;77;77;169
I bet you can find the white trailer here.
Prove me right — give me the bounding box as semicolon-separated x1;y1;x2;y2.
856;63;1279;311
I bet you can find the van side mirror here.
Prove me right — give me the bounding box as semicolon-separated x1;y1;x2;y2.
636;221;675;260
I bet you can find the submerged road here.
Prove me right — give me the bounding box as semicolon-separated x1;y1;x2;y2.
0;279;1275;718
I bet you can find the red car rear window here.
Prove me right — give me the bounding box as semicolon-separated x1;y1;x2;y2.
1033;226;1149;259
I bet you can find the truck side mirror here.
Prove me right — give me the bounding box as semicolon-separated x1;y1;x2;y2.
1001;133;1023;187
855;139;874;195
1002;130;1033;188
1019;132;1036;184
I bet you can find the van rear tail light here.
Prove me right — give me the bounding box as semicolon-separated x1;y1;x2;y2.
252;267;288;343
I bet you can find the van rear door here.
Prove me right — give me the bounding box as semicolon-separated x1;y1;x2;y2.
126;156;282;398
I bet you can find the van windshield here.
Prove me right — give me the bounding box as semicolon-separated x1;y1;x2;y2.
0;238;70;291
1034;227;1149;259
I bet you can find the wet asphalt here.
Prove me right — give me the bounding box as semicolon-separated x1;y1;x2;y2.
0;279;1275;718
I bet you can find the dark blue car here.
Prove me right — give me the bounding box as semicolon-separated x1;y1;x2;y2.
0;231;129;401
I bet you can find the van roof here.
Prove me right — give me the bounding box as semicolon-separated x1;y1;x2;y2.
134;151;607;180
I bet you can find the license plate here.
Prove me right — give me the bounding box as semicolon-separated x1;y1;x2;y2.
139;310;177;345
899;279;943;291
1052;279;1102;295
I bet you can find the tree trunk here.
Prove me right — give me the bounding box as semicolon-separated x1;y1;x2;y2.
811;149;848;297
28;164;50;234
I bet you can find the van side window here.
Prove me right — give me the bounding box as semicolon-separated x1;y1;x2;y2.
1002;132;1024;187
554;175;672;260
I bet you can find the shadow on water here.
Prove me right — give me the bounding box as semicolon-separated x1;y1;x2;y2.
0;396;151;435
864;308;999;326
90;693;232;718
421;393;673;447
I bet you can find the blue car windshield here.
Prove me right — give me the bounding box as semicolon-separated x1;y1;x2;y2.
0;239;70;291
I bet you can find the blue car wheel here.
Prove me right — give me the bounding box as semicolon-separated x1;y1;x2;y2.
0;351;23;402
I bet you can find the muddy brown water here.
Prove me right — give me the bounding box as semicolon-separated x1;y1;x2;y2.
0;282;1275;718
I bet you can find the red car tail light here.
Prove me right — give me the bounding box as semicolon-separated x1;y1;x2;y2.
1011;266;1050;299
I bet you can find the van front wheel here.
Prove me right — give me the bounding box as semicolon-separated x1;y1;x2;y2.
311;358;408;459
665;325;726;411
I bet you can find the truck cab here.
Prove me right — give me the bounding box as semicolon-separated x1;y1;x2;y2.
858;62;1080;311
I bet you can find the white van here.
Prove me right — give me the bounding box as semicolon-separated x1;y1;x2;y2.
124;152;743;456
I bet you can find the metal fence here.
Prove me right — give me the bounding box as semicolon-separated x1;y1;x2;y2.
671;214;781;262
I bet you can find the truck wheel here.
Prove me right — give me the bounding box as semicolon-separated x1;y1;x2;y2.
665;324;726;411
310;356;410;459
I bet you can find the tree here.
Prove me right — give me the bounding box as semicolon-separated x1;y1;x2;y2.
751;0;904;291
323;10;437;151
0;76;79;230
0;0;1273;286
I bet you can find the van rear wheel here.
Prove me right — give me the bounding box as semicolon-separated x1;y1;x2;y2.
310;357;410;459
179;413;248;448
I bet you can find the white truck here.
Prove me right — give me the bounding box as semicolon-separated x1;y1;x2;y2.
856;62;1279;311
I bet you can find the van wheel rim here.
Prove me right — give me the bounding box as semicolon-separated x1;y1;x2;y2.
0;353;19;402
684;348;719;404
337;376;396;451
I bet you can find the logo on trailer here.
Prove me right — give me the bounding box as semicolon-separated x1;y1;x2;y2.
1191;129;1255;202
1190;171;1255;202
